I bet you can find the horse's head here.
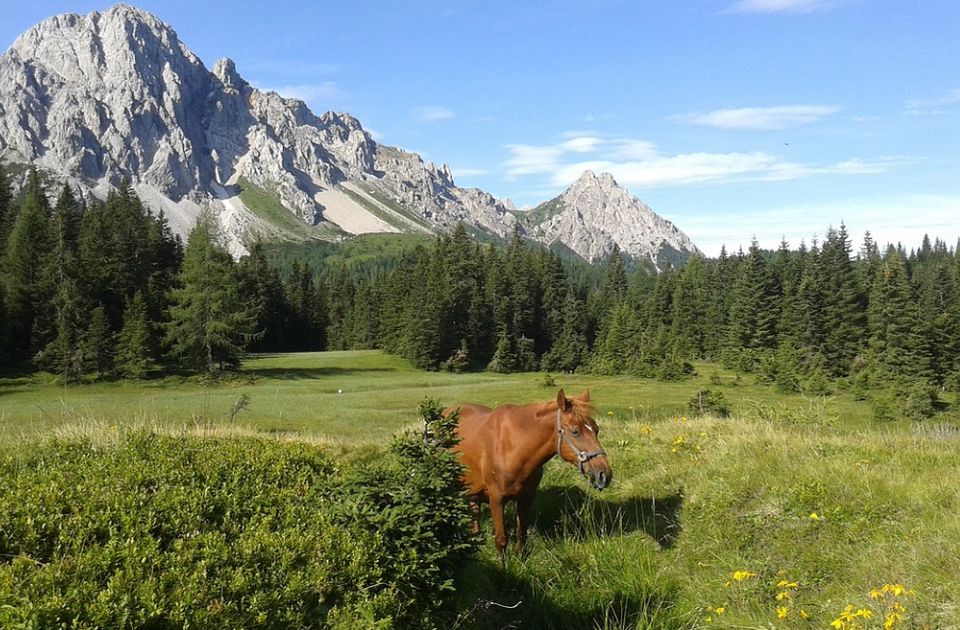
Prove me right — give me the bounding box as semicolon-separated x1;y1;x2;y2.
554;388;612;490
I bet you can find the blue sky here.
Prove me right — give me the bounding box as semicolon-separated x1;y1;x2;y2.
2;0;958;255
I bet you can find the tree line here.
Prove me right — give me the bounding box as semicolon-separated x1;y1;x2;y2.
3;165;959;410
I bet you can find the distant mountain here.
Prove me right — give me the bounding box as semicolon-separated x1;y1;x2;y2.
0;3;697;265
520;171;698;267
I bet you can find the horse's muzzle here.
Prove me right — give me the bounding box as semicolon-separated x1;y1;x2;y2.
589;462;612;490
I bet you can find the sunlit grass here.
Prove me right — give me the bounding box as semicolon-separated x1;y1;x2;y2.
3;351;959;627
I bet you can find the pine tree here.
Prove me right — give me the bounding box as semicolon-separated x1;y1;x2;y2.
541;291;589;372
866;248;927;383
3;170;50;354
165;216;260;373
115;291;155;379
0;162;12;245
669;255;708;358
35;186;86;379
820;224;866;375
487;329;517;373
591;301;642;374
725;239;778;352
238;241;288;351
81;305;114;377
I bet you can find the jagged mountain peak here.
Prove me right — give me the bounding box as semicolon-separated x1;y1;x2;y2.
0;4;696;266
524;170;698;267
0;3;519;256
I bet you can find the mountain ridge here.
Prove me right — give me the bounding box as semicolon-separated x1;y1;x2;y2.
0;3;697;265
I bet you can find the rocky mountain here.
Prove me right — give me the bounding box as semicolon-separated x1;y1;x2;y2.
522;171;699;267
0;3;697;265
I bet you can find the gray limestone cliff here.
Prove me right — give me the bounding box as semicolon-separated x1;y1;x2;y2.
0;4;696;265
522;171;699;267
0;4;516;255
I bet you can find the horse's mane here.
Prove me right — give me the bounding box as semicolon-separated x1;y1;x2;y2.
534;397;594;421
569;398;595;422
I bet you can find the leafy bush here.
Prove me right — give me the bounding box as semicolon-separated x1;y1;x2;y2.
0;408;475;628
687;389;731;418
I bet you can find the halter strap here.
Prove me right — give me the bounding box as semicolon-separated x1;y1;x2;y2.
556;408;607;476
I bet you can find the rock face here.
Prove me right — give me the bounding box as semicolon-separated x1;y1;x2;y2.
0;4;516;255
0;4;697;265
523;171;699;266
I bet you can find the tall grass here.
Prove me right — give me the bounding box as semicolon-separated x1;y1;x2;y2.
3;351;959;627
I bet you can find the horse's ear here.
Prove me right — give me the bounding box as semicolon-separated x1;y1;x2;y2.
579;388;591;402
556;389;568;410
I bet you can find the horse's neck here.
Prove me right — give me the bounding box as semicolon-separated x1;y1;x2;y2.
521;403;562;467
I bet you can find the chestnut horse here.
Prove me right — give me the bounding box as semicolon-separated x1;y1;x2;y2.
445;389;612;557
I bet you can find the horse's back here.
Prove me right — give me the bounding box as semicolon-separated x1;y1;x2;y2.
444;402;493;434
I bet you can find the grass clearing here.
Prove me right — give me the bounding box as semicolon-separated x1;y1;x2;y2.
2;351;958;627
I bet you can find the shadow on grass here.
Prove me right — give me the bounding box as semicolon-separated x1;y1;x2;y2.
244;366;398;380
533;486;684;549
448;488;688;628
451;556;686;630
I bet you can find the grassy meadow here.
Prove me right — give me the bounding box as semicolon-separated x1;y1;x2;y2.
2;351;959;628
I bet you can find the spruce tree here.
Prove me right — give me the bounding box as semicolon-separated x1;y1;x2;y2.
866;248;927;383
820;224;866;375
669;255;708;358
81;305;114;377
541;291;589;372
725;239;778;352
0;162;12;245
115;291;155;379
238;241;288;351
35;186;86;379
165;216;259;373
3;170;50;354
591;301;642;374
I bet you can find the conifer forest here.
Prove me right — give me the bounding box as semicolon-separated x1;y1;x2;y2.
2;165;959;419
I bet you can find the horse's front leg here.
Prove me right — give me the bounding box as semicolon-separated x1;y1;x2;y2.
515;491;535;555
489;494;508;560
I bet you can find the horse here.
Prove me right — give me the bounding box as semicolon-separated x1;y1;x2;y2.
444;388;612;558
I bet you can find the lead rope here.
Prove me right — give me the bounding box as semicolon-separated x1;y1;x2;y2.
556;408;607;476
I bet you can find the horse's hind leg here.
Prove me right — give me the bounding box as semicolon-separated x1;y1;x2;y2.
470;500;481;535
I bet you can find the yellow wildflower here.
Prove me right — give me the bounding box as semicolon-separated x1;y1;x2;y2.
731;570;756;581
639;425;652;434
777;580;798;589
607;410;614;416
776;591;790;601
777;606;789;620
809;512;822;521
714;606;725;615
799;609;809;619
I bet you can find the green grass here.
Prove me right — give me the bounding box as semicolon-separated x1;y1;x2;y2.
2;352;959;628
234;177;340;241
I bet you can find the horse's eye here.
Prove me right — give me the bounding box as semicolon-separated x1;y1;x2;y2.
571;428;580;437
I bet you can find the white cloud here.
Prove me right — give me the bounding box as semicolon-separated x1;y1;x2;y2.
503;143;567;177
726;0;845;13
414;106;455;122
906;88;960;115
675;105;839;130
503;135;896;189
686;194;960;256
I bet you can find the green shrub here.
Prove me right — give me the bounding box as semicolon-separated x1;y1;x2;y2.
687;389;731;418
899;382;938;421
0;410;475;628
